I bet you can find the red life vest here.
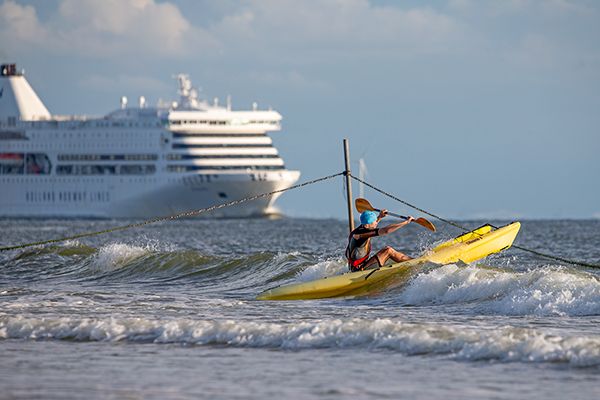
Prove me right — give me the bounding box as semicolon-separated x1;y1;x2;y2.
346;228;374;271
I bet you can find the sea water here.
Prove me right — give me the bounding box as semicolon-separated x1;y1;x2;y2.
0;218;599;399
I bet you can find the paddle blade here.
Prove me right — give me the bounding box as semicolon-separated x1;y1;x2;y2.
356;198;436;231
415;217;436;232
355;198;376;213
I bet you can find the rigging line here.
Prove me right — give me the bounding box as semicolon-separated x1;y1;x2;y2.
0;171;345;253
349;174;599;269
509;244;599;269
348;174;466;231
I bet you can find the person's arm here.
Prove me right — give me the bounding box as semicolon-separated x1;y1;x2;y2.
353;230;379;240
378;216;415;236
352;209;393;239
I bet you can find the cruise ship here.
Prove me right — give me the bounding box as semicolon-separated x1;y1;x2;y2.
0;64;300;218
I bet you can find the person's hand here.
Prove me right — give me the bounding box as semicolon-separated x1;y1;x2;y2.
378;209;388;219
406;216;415;223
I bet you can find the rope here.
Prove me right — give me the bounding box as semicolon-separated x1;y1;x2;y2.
349;174;599;269
509;245;599;269
348;174;467;231
0;171;344;252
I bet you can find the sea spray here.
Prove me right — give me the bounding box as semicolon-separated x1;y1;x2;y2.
399;264;600;316
91;243;149;271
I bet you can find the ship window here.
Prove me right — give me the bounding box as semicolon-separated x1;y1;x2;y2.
25;153;52;175
57;164;117;175
121;165;140;174
57;165;73;175
119;165;155;175
167;165;284;172
0;153;25;174
172;143;271;149
167;154;279;160
58;154;158;161
0;131;28;140
172;133;266;138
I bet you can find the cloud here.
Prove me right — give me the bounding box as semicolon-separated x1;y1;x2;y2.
0;0;47;43
5;0;595;74
0;0;219;58
212;0;467;58
449;0;595;17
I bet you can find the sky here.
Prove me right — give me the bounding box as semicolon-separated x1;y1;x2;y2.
1;0;599;219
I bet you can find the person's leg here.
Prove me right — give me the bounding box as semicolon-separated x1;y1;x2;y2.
360;255;380;270
375;246;411;266
360;246;411;270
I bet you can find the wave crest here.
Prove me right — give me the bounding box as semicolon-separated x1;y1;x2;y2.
91;243;150;271
296;259;346;282
399;264;600;316
1;316;598;367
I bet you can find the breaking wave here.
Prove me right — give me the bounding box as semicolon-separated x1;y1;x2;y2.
399;264;600;316
5;241;600;317
296;259;346;282
6;241;312;291
1;316;598;367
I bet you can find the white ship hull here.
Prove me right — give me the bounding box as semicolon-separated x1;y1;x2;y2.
0;170;300;218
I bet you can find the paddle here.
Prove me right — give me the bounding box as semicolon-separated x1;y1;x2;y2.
355;198;436;232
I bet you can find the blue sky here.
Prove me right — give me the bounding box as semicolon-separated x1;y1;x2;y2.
1;0;599;219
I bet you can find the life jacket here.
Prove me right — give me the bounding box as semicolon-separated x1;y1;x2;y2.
345;227;373;271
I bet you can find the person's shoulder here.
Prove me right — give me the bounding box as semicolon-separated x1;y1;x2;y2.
355;226;378;235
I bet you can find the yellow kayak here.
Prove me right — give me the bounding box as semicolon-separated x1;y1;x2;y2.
257;222;521;300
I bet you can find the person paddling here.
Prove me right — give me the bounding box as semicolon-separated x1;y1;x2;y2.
345;209;415;272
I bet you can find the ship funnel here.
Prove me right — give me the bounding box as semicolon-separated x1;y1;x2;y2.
120;96;128;109
139;96;146;108
0;63;51;122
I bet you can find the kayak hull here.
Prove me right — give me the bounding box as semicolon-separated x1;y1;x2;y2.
257;222;521;300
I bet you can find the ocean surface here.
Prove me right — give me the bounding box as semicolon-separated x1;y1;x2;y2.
1;218;599;399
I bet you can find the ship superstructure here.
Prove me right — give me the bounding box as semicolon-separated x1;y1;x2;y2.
0;64;300;218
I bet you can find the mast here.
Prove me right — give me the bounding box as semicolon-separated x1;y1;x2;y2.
343;139;355;233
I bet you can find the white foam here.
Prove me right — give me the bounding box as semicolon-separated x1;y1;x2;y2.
296;259;347;282
91;243;149;271
399;264;600;316
1;316;598;367
273;251;301;262
61;240;82;247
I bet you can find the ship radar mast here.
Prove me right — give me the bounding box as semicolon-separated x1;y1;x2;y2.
174;73;207;110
